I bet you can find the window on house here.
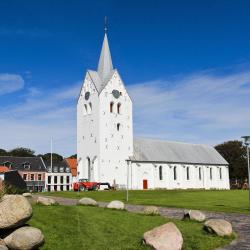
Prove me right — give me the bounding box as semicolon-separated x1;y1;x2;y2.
47;185;51;192
66;176;70;183
174;166;177;180
186;167;190;180
23;162;30;169
23;174;27;180
54;176;57;184
210;168;213;180
199;167;202;180
66;185;70;191
60;176;64;184
159;166;163;180
117;123;120;131
110;102;114;113
219;168;222;180
60;185;63;191
38;174;42;181
48;176;51;184
30;174;34;181
54;185;57;191
117;103;121;114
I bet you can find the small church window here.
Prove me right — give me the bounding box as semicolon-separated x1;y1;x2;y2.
84;104;88;114
117;103;121;114
174;166;177;180
117;123;120;131
110;102;114;113
159;166;163;180
219;168;222;180
89;102;92;113
186;167;190;180
210;168;213;180
199;167;202;180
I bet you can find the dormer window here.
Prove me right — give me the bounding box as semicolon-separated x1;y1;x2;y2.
59;167;64;173
54;167;58;173
23;162;31;170
3;161;12;168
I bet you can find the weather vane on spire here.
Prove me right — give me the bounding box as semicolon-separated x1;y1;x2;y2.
104;16;108;33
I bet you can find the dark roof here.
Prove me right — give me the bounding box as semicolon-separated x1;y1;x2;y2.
0;156;46;171
44;160;71;173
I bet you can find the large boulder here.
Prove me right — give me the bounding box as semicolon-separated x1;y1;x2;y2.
204;219;233;236
143;222;183;250
0;239;8;250
107;200;125;210
78;197;97;206
143;206;159;215
0;195;32;230
4;226;44;250
37;196;56;206
23;193;32;198
183;209;206;222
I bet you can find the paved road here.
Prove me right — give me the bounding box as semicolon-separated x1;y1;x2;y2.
34;195;250;250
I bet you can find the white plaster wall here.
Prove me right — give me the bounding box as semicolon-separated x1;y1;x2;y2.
77;72;100;180
130;163;230;190
98;71;133;187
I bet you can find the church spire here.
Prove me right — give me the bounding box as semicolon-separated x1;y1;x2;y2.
97;19;113;81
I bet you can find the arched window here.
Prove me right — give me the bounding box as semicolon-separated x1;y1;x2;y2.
186;167;190;180
110;102;114;113
89;102;92;113
117;123;120;131
199;167;202;180
210;168;213;180
159;166;163;180
84;104;88;114
174;166;177;180
117;103;121;114
219;168;222;180
87;157;91;181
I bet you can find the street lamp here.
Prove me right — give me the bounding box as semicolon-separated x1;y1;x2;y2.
241;136;250;207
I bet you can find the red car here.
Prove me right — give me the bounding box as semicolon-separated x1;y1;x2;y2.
73;179;99;191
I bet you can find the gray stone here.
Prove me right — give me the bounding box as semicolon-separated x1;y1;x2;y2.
143;222;183;250
37;196;56;206
78;197;97;206
204;219;233;236
22;193;32;198
0;239;8;250
143;206;159;215
4;226;44;250
107;200;125;210
183;209;206;222
0;195;32;230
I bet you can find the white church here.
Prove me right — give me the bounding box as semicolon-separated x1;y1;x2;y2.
77;32;230;190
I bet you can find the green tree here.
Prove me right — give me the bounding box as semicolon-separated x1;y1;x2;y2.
215;140;247;179
0;149;7;156
8;147;35;157
68;154;77;159
40;153;63;163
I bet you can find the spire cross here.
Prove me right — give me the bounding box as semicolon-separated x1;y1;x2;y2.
104;16;108;33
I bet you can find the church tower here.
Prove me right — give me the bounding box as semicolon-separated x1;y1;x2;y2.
77;32;133;187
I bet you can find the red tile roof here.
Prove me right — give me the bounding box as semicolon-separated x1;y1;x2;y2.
0;166;9;173
65;158;77;177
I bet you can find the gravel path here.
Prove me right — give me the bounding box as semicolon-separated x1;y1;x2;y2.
33;195;250;250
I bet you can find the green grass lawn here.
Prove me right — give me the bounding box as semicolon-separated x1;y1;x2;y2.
42;189;250;214
29;205;234;250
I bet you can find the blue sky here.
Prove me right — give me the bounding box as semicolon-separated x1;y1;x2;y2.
0;0;250;156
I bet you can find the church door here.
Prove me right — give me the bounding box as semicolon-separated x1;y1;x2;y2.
143;179;148;189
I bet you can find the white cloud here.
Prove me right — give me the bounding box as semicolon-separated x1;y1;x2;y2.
0;74;24;95
128;69;250;145
1;67;250;156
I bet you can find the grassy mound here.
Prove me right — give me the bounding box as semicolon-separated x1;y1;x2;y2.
29;205;235;250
